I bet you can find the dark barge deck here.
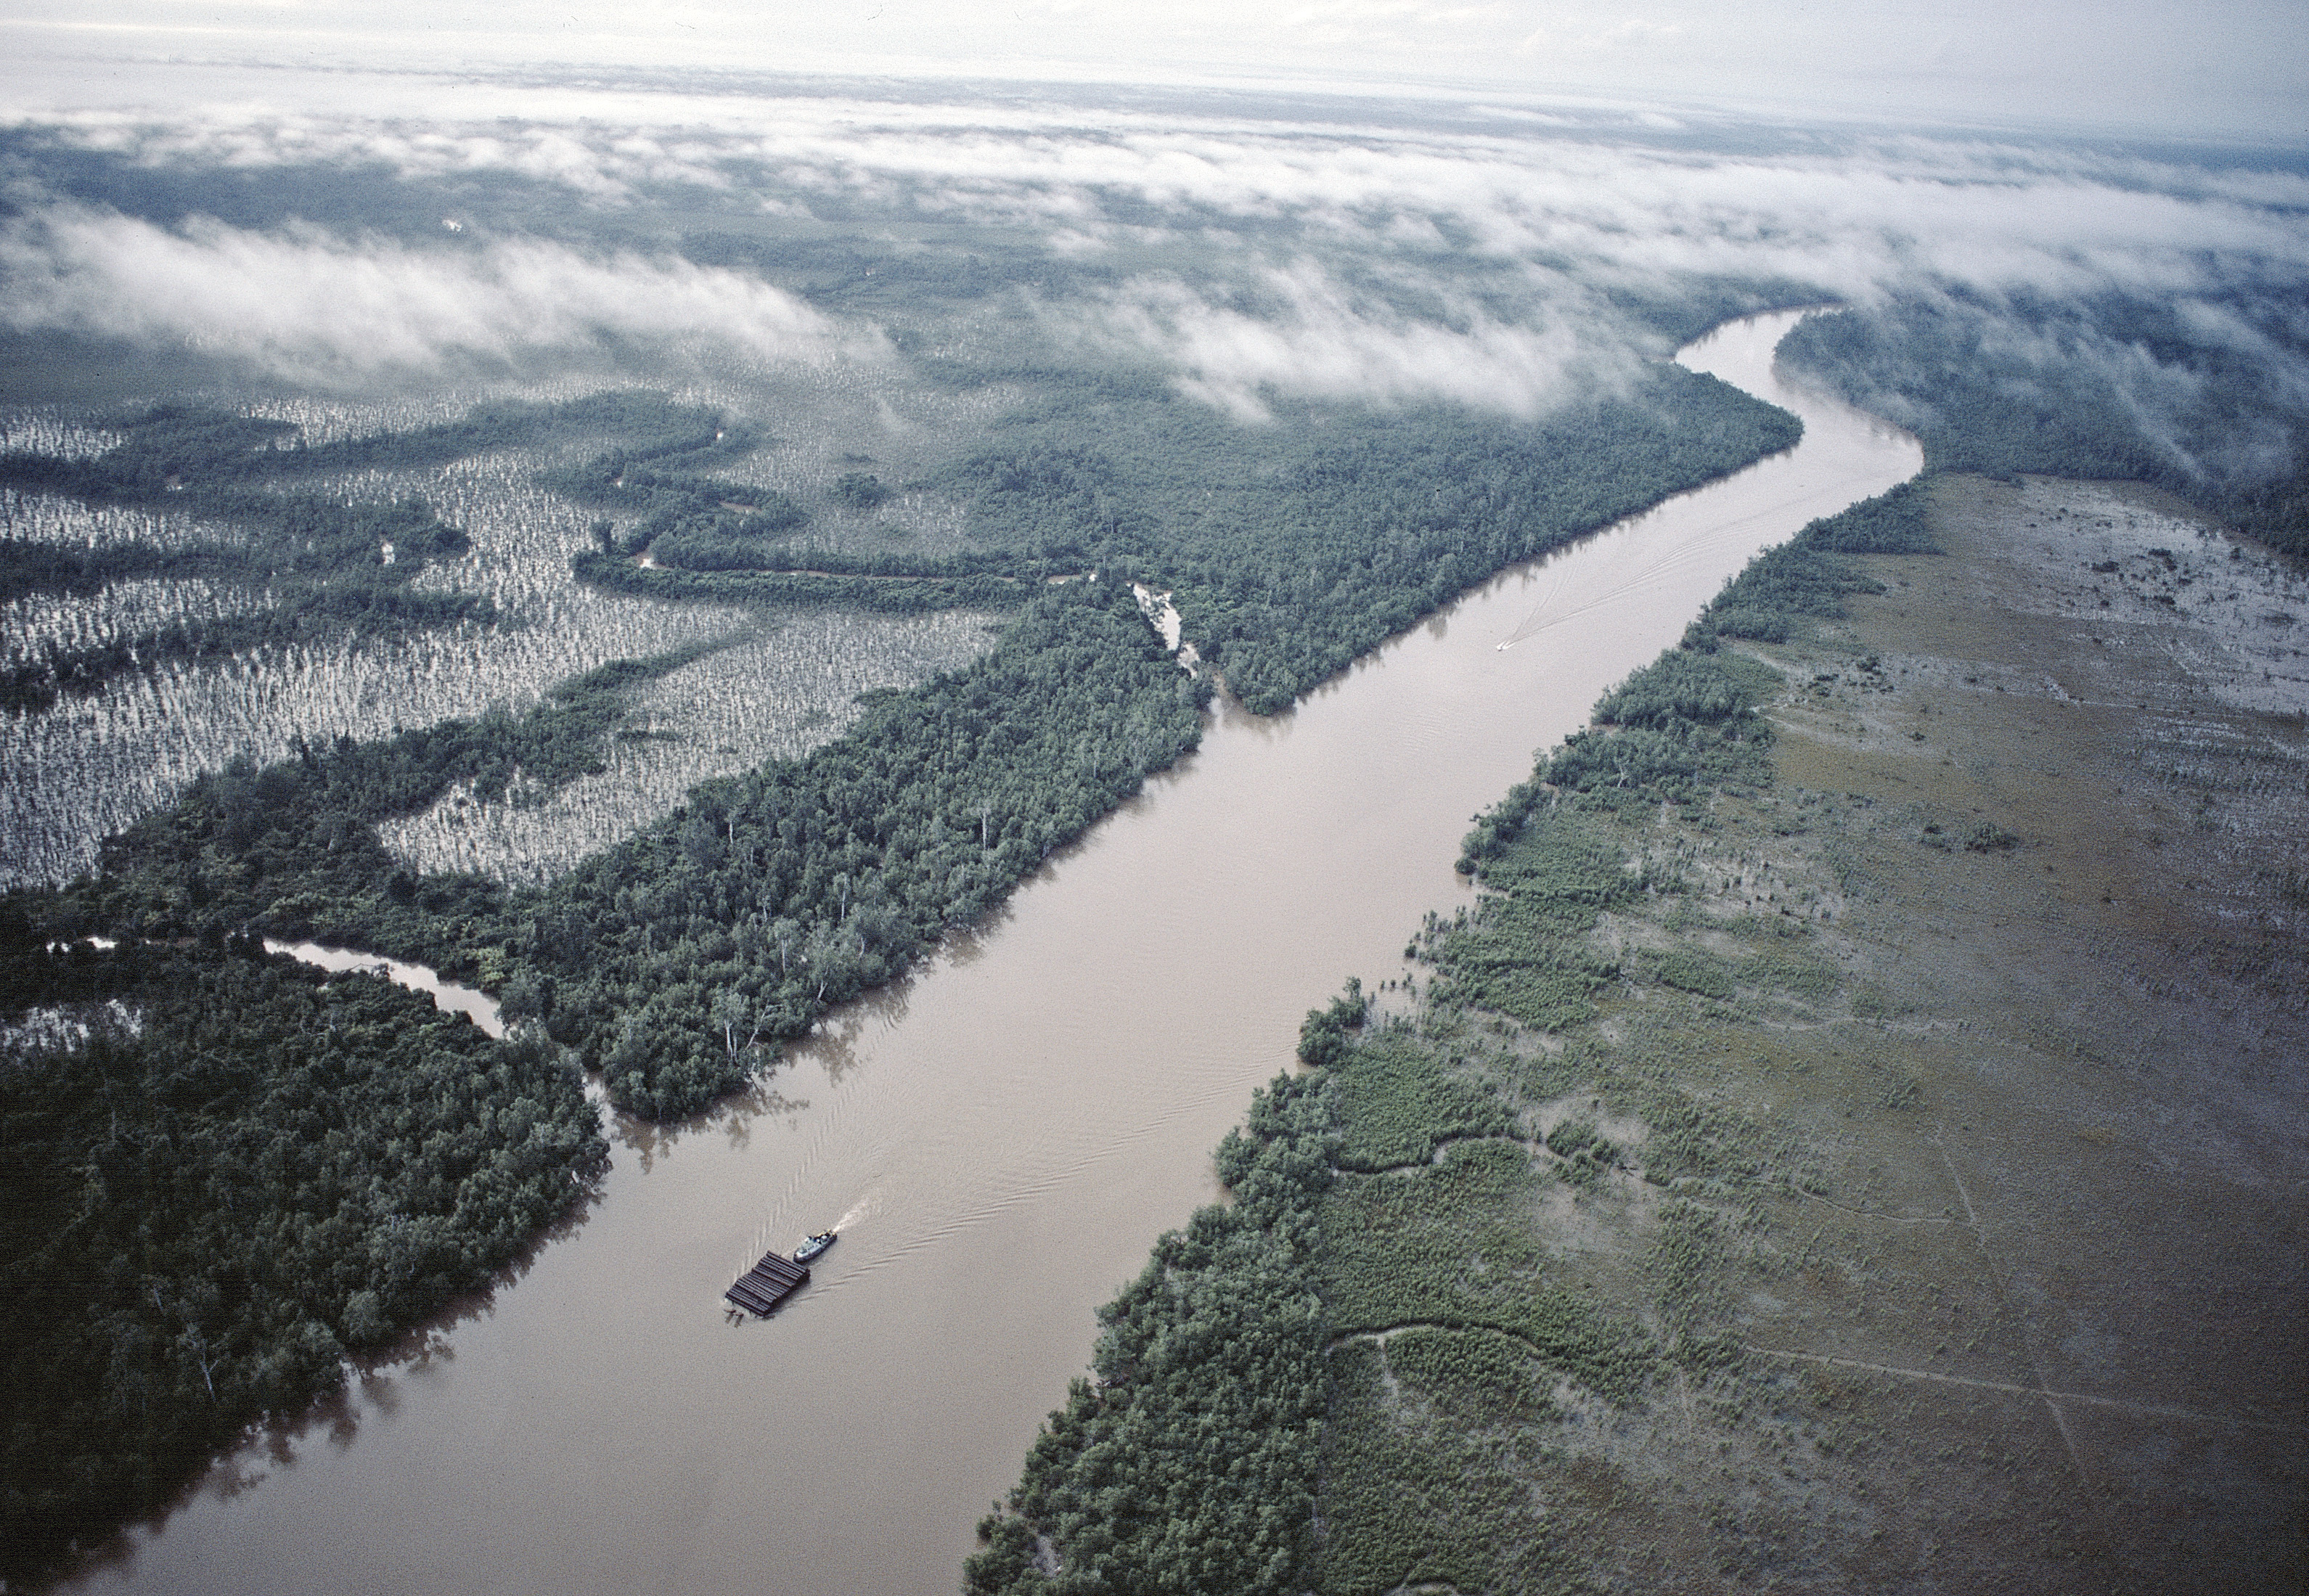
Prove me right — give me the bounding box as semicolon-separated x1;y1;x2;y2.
724;1249;812;1316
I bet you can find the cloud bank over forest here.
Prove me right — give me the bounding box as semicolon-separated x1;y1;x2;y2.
0;203;872;382
1080;264;1625;422
37;90;2309;278
2;81;2305;460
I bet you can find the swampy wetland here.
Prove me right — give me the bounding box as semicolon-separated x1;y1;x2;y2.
1294;475;2307;1595
2;68;2305;1596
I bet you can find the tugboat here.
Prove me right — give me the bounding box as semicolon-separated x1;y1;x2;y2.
793;1230;837;1264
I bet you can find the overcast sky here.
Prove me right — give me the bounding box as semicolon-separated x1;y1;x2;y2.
2;0;2303;141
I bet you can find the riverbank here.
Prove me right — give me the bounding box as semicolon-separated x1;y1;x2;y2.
969;467;2306;1592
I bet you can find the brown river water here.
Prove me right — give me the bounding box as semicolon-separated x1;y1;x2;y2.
71;311;1918;1596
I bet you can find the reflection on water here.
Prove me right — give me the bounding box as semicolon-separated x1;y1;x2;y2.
78;311;1919;1596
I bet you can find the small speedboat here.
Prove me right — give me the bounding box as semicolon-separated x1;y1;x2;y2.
793;1230;837;1264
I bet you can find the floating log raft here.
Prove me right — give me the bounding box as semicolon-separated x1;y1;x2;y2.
725;1248;812;1316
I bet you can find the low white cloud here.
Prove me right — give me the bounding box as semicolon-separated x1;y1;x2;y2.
6;84;2305;470
37;97;2309;309
0;203;877;380
1077;263;1626;422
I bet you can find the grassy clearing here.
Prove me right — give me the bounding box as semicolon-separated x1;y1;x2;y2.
1329;1028;1516;1172
1320;1137;1651;1400
1317;1335;1580;1596
1299;496;1915;1589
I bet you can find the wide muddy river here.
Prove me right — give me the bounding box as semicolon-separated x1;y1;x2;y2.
74;310;1918;1596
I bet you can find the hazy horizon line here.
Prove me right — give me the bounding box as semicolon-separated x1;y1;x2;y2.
2;20;2303;152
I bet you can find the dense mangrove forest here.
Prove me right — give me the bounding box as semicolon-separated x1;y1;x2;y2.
0;935;600;1583
1779;295;2307;558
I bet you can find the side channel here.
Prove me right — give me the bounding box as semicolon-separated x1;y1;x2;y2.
82;309;1920;1596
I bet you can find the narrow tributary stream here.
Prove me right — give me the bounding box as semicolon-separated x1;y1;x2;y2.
76;311;1919;1596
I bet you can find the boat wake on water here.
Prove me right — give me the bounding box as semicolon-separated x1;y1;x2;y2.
1498;559;1569;652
